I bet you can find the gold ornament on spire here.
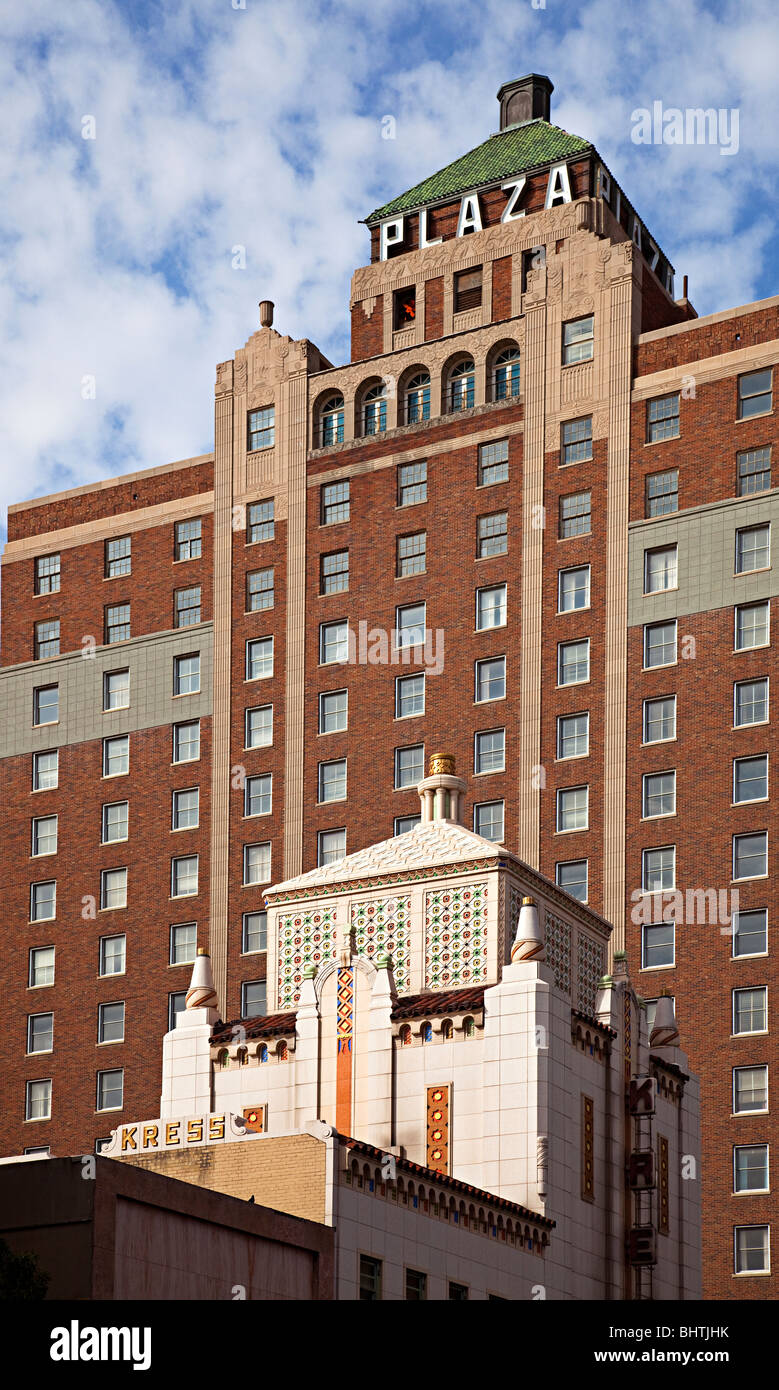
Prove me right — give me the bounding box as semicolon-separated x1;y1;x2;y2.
428;752;456;776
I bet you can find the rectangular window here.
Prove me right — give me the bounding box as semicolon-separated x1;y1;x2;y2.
395;603;426;648
246;705;273;747
173;653;200;696
99;935;126;976
243;843;271;886
405;1269;427;1301
242;911;267;954
247;568;274;611
734;1226;770;1275
246;637;274;679
448;1281;469;1301
26;1079;52;1121
732;908;767;959
397;533;426;576
103;669;130;710
736;524;770;575
559;491;591;538
321;551;349;593
474;728;505;774
556;859;588;903
105;604;130;644
393;285;416;330
737;447;771;496
476;584;507;631
318;828;346;865
27;1013;53;1054
556;785;589;832
734;1145;769;1194
561;417;592;466
32;815;57;857
733;832;768;880
477;513;507;557
33;750;58;790
563;315;593;364
241;981;267;1017
170;923;197;965
641;921;675;969
474;800;504;842
642;771;676;818
478;439;509;486
319;689;347;734
173;721;200;763
521;245;546;291
98;1002;125;1044
245;774;272;817
475;655;506;702
248;406;275;451
174;518;202;560
320;621;349;664
395;814;421;836
558;639;590;686
172;855;199;897
33;685;59;725
97;1069;124;1111
646;469;679;517
734;1066;768;1114
359;1254;383;1301
644;545;678;593
454;267;482;313
646;393;680;442
558;565;590;612
318;759;346;802
34;619;60;660
395;673;424;718
102;801;129;843
738;368;772;420
643;696;676;744
29;946;55;988
733;987;767;1035
31;881;56;922
644;620;677;668
735;678;768;727
174;587;201;628
247;500;274;543
168;992;186;1030
642;846;675;893
103;734;129;777
321;481;350;525
557;713;589;760
172;788;199;830
35;554;60;594
398;461;427;506
105;537;131;578
394;745;423;789
736;601;770;651
734;755;768;803
101;867;127;910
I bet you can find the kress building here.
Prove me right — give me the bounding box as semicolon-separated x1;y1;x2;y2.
0;73;775;1298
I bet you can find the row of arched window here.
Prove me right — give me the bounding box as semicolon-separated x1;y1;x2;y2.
315;343;521;448
217;1040;288;1067
397;1016;477;1045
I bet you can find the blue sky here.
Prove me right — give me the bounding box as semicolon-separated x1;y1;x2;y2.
1;0;778;549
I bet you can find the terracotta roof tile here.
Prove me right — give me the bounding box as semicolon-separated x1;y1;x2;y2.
210;1012;297;1044
392;986;485;1021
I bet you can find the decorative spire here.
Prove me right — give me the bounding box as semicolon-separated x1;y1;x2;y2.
185;948;219;1012
417;753;467;825
511;896;546;963
649;991;680;1049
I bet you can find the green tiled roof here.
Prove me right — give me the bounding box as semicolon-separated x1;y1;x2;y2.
365;120;591;224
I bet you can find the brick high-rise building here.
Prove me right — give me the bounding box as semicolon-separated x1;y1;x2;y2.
0;73;775;1298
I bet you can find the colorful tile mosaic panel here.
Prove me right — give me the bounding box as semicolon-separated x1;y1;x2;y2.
277;906;338;1009
544;913;572;996
352;896;412;992
424;882;488;989
576;933;605;1014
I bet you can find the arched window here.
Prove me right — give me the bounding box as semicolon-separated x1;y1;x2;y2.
218;1049;229;1069
463;1015;475;1038
405;372;430;424
441;1019;453;1041
277;1040;288;1062
399;1024;412;1046
320;394;345;447
259;1044;268;1063
449;358;475;412
422;1021;433;1043
362;382;387;436
493;347;520;400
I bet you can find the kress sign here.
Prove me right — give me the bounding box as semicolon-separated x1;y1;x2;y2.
99;1109;264;1157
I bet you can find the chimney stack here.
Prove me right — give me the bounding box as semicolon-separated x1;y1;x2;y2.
497;74;554;130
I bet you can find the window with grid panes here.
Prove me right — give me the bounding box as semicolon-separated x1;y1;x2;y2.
646;393;680;442
26;1079;51;1120
173;721;200;762
557;713;589;759
556;860;587;902
732;909;767;958
101;867;127;910
644;620;677;667
320;621;349;664
35;620;59;659
478;440;508;486
734;987;767;1035
736;601;769;650
561;417;592;465
474;800;504;841
645;469;678;516
395;673;424;718
104;669;130;709
394;745;423;788
102;802;128;843
733;832;767;880
734;755;768;803
247;407;275;450
317;829;346;865
34;685;59;725
97;1069;124;1111
474;728;505;773
320;395;345;446
734;1145;769;1193
33;750;58;789
643;696;676;743
175;518;202;560
558;566;590;611
245;705;273;747
170;923;197;964
734;1066;768;1113
319;689;347;733
172;788;199;830
644;545;678;593
246;637;273;679
562;316;593;364
173;654;200;695
100;935;126;975
175;587;201;627
559;492;591;537
242;911;267;953
449;359;475;410
98;1001;125;1044
397;532;426;576
492;347;520;399
736;525;770;574
641;922;674;968
398;460;427;505
395;604;426;648
321;550;349;593
735;679;768;727
558;640;589;685
738;369;772;419
241;981;267;1016
642;770;676;817
247;568;274;611
362;383;387;435
318;759;346;802
103;735;129;776
477;513;507;557
172;855;199;896
243;843;270;885
476;584;506;630
642;846;675;892
737;447;771;496
247;500;274;542
556;785;588;832
35;554;60;594
475;656;505;701
105;605;130;643
404;373;430;423
105;536;131;578
28;1013;53;1053
394;815;421;836
321;481;349;524
245;774;272;817
31;882;56;921
29;946;55;988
